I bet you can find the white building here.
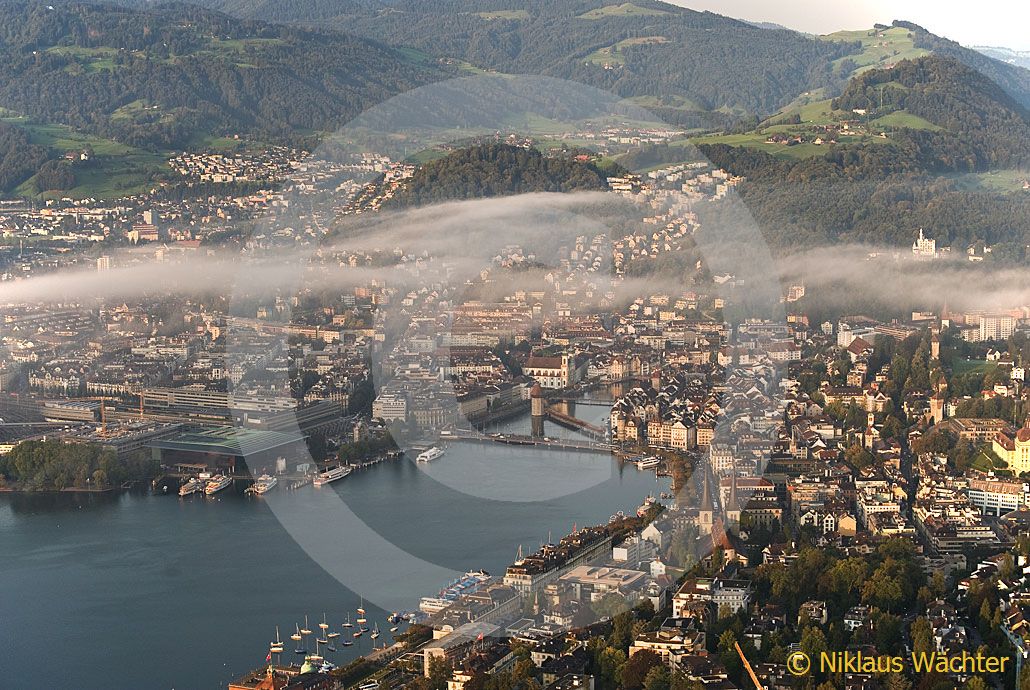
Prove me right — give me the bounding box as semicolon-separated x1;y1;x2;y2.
912;228;937;259
980;314;1016;342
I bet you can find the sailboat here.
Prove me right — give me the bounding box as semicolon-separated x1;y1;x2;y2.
292;624;304;654
342;613;353;628
317;613;329;643
270;626;285;654
342;639;354;646
301;615;313;636
370;624;380;640
306;641;324;664
356;599;367;626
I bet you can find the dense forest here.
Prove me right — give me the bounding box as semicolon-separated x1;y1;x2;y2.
728;175;1030;249
833;56;1030;168
0;119;52;190
383;143;610;208
113;0;859;117
109;2;1030;116
896;20;1030;108
0;1;442;148
689;55;1030;249
700;140;1030;249
0;439;159;491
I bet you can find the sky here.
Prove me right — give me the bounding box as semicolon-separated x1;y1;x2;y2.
669;0;1030;51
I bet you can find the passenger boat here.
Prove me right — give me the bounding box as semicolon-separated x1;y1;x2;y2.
313;465;352;487
178;478;201;496
251;474;278;494
416;447;445;463
633;456;661;470
204;474;231;495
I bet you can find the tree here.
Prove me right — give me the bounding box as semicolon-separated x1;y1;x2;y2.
620;650;663;690
596;646;627;689
845;443;875;471
799;626;828;664
643;665;672;690
594;593;631;621
883;673;912;690
611;610;636;650
426;656;452;690
717;630;742;678
911;617;933;657
863;562;904;611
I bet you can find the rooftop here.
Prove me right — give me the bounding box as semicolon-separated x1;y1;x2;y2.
147;426;306;457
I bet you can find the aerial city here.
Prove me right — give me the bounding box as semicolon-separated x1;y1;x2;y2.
1;1;1029;689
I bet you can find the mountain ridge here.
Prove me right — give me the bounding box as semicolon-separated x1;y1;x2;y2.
0;0;443;149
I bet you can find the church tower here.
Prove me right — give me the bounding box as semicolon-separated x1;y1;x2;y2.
698;464;714;531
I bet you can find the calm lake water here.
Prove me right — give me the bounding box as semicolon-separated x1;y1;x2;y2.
1;410;667;689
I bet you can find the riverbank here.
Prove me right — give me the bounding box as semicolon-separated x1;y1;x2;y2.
0;484;116;493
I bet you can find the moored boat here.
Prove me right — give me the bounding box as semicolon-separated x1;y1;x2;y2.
313;465;352;487
178;478;201;497
251;474;278;494
416;447;445;463
204;474;231;495
633;456;661;470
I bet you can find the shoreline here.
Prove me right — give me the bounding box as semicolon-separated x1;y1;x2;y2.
0;485;118;494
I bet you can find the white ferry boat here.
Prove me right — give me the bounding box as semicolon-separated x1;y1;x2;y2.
633;456;661;470
204;474;232;495
251;474;278;494
313;465;352;487
178;478;201;496
416;447;445;463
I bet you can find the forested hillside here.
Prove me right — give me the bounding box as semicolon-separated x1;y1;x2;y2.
111;0;859;121
895;20;1030;108
694;55;1030;250
0;1;442;148
833;56;1030;168
107;2;1030;121
384;143;610;208
0;120;53;191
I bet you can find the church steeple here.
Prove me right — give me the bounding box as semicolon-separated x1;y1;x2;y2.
699;462;714;529
728;457;738;512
